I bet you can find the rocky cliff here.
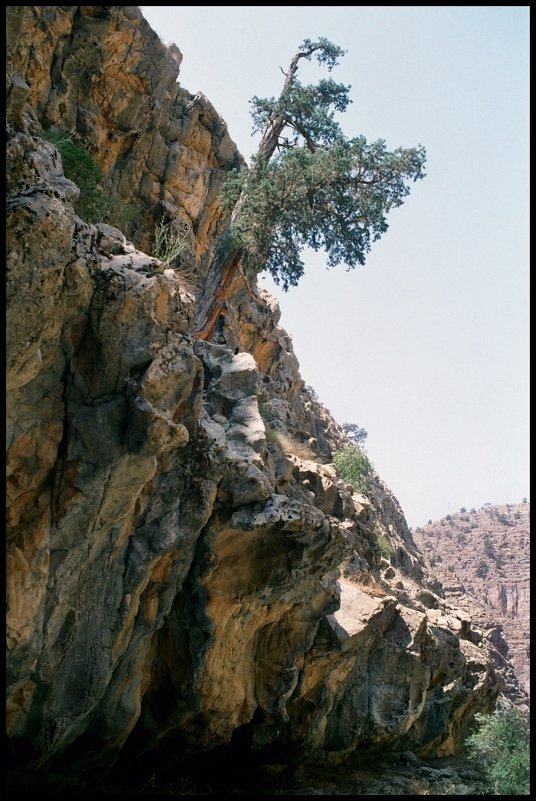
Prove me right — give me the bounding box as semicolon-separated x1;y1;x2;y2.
413;504;530;704
6;5;510;791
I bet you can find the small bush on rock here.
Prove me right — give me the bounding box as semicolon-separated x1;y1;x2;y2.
43;128;136;229
333;444;373;495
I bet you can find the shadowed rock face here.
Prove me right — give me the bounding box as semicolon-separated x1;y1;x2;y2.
6;5;507;786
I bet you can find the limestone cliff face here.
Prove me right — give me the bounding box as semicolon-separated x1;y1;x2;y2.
413;505;530;704
6;5;243;272
6;5;505;784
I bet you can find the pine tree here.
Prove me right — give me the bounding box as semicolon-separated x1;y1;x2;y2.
193;38;426;339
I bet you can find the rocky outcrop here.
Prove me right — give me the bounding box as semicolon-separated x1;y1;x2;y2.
6;5;243;275
6;5;505;789
413;504;530;703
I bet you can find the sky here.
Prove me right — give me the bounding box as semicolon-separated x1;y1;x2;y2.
141;6;529;528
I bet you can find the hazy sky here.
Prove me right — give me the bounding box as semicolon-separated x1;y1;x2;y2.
141;6;529;528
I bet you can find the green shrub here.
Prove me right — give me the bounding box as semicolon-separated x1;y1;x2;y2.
377;532;394;559
333;444;373;495
465;705;530;795
42;129;136;228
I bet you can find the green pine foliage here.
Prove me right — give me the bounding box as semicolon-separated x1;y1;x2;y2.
342;422;368;446
219;38;426;291
465;705;530;795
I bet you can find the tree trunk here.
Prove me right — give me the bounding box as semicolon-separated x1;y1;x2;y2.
191;44;318;340
191;110;287;340
191;243;243;340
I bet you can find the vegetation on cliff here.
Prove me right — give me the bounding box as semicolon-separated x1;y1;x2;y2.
42;128;136;229
193;37;426;338
333;442;373;495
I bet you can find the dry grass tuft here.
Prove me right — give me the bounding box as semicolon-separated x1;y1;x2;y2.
265;428;316;460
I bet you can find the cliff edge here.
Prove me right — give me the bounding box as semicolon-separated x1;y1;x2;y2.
6;6;514;791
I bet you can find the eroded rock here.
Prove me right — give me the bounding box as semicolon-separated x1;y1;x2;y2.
6;7;506;789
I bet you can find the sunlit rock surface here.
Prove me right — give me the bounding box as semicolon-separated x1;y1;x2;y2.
6;5;512;788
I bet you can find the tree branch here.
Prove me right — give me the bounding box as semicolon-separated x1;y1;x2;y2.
256;43;326;163
291;119;317;153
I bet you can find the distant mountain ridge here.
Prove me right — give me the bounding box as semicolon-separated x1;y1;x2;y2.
412;502;530;702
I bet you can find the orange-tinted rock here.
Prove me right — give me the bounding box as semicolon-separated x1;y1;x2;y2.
6;6;508;789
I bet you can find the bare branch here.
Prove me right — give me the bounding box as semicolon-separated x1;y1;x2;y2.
290;120;317;153
277;136;293;150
